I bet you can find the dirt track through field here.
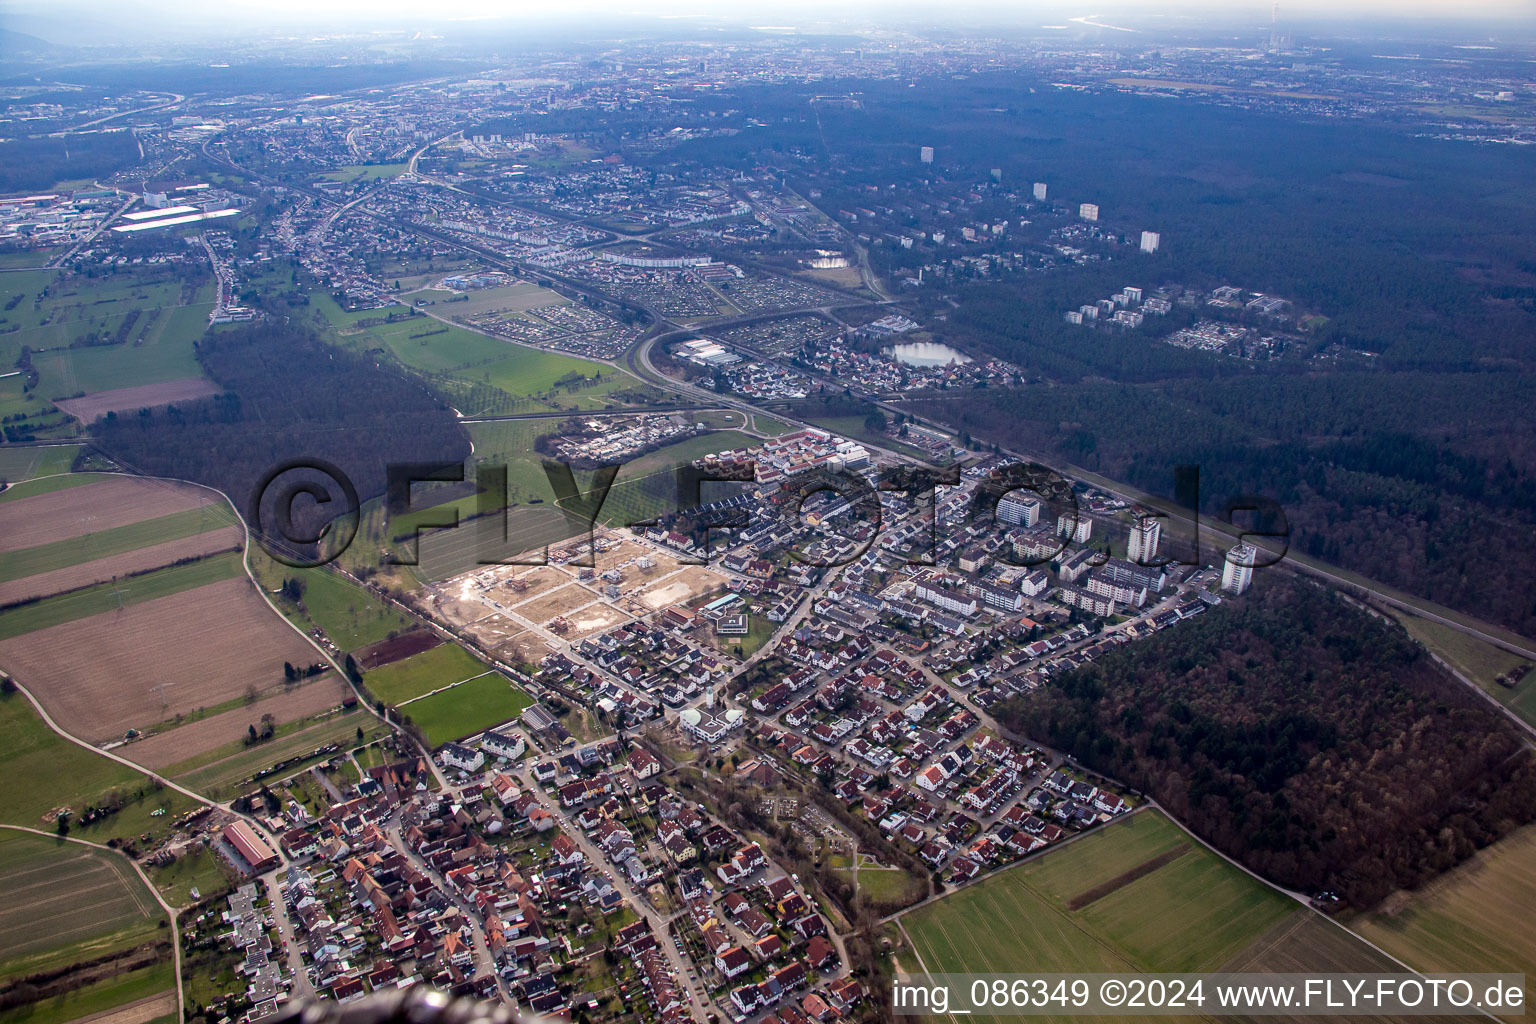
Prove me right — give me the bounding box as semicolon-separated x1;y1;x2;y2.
0;477;218;551
0;527;242;605
0;576;320;742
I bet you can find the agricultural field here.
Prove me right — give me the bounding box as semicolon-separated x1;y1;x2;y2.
1218;914;1436;1024
354;629;442;669
0;445;79;484
120;675;355;771
903;811;1299;1022
0;553;244;640
0;270;194;362
54;378;220;424
0;830;165;982
0;472;105;505
0;692;198;845
171;708;382;799
0;495;241;606
0;572;320;741
363;641;491;706
0;475;223;553
397;670;533;748
0;267;215;443
1355;824;1536;998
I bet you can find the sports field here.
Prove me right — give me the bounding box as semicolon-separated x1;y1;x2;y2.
364;641;491;705
0;830;165;981
398;670;534;748
903;811;1299;1021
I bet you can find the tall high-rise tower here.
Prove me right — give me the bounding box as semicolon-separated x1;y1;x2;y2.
1128;516;1162;564
1222;543;1255;594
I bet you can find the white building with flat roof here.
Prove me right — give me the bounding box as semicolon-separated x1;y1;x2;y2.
1079;203;1099;222
1033;182;1048;201
1140;231;1160;253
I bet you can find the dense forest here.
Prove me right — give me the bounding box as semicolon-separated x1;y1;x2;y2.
92;324;471;556
0;130;143;192
994;579;1536;907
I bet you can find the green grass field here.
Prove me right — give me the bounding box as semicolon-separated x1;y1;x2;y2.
399;670;533;747
0;958;173;1024
323;163;409;181
0;473;107;504
0;830;166;981
750;413;796;436
856;867;925;907
0;270;211;393
312;291;655;416
904;811;1298;1022
0;551;243;640
365;642;491;706
0;503;239;584
247;550;415;652
0;447;79;484
32;322;209;398
0;694;198;843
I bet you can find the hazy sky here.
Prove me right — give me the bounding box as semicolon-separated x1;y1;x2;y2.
3;0;1533;45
